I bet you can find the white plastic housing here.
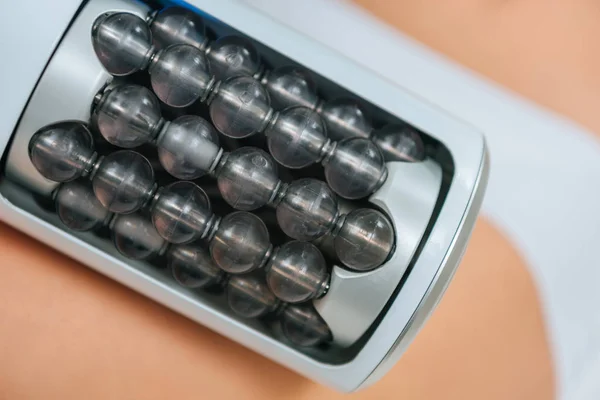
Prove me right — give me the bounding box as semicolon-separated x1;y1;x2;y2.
0;0;489;393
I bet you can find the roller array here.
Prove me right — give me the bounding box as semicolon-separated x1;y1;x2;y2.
24;3;427;350
48;178;331;347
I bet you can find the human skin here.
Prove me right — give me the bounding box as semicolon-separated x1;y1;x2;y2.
7;0;600;397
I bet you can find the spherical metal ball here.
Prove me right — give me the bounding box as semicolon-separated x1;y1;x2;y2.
280;304;332;347
227;275;280;318
91;12;153;76
95;84;163;148
216;147;280;211
55;181;111;232
92;150;155;214
156;115;220;180
263;66;319;110
150;6;208;50
266;106;327;169
323;138;387;200
334;208;395;271
168;245;225;289
151;181;212;244
210;211;271;274
275;178;338;241
149;44;212;108
320;99;372;141
266;241;329;304
371;124;426;162
112;214;167;260
206;35;260;81
209;76;272;139
29;121;96;182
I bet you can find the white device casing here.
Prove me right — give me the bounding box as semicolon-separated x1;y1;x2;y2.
0;0;489;392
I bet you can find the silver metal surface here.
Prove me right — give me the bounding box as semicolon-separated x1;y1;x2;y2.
315;159;442;346
360;148;490;390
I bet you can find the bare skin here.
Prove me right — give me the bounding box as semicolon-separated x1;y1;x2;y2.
8;0;600;397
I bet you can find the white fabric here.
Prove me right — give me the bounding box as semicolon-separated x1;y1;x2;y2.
243;1;600;398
